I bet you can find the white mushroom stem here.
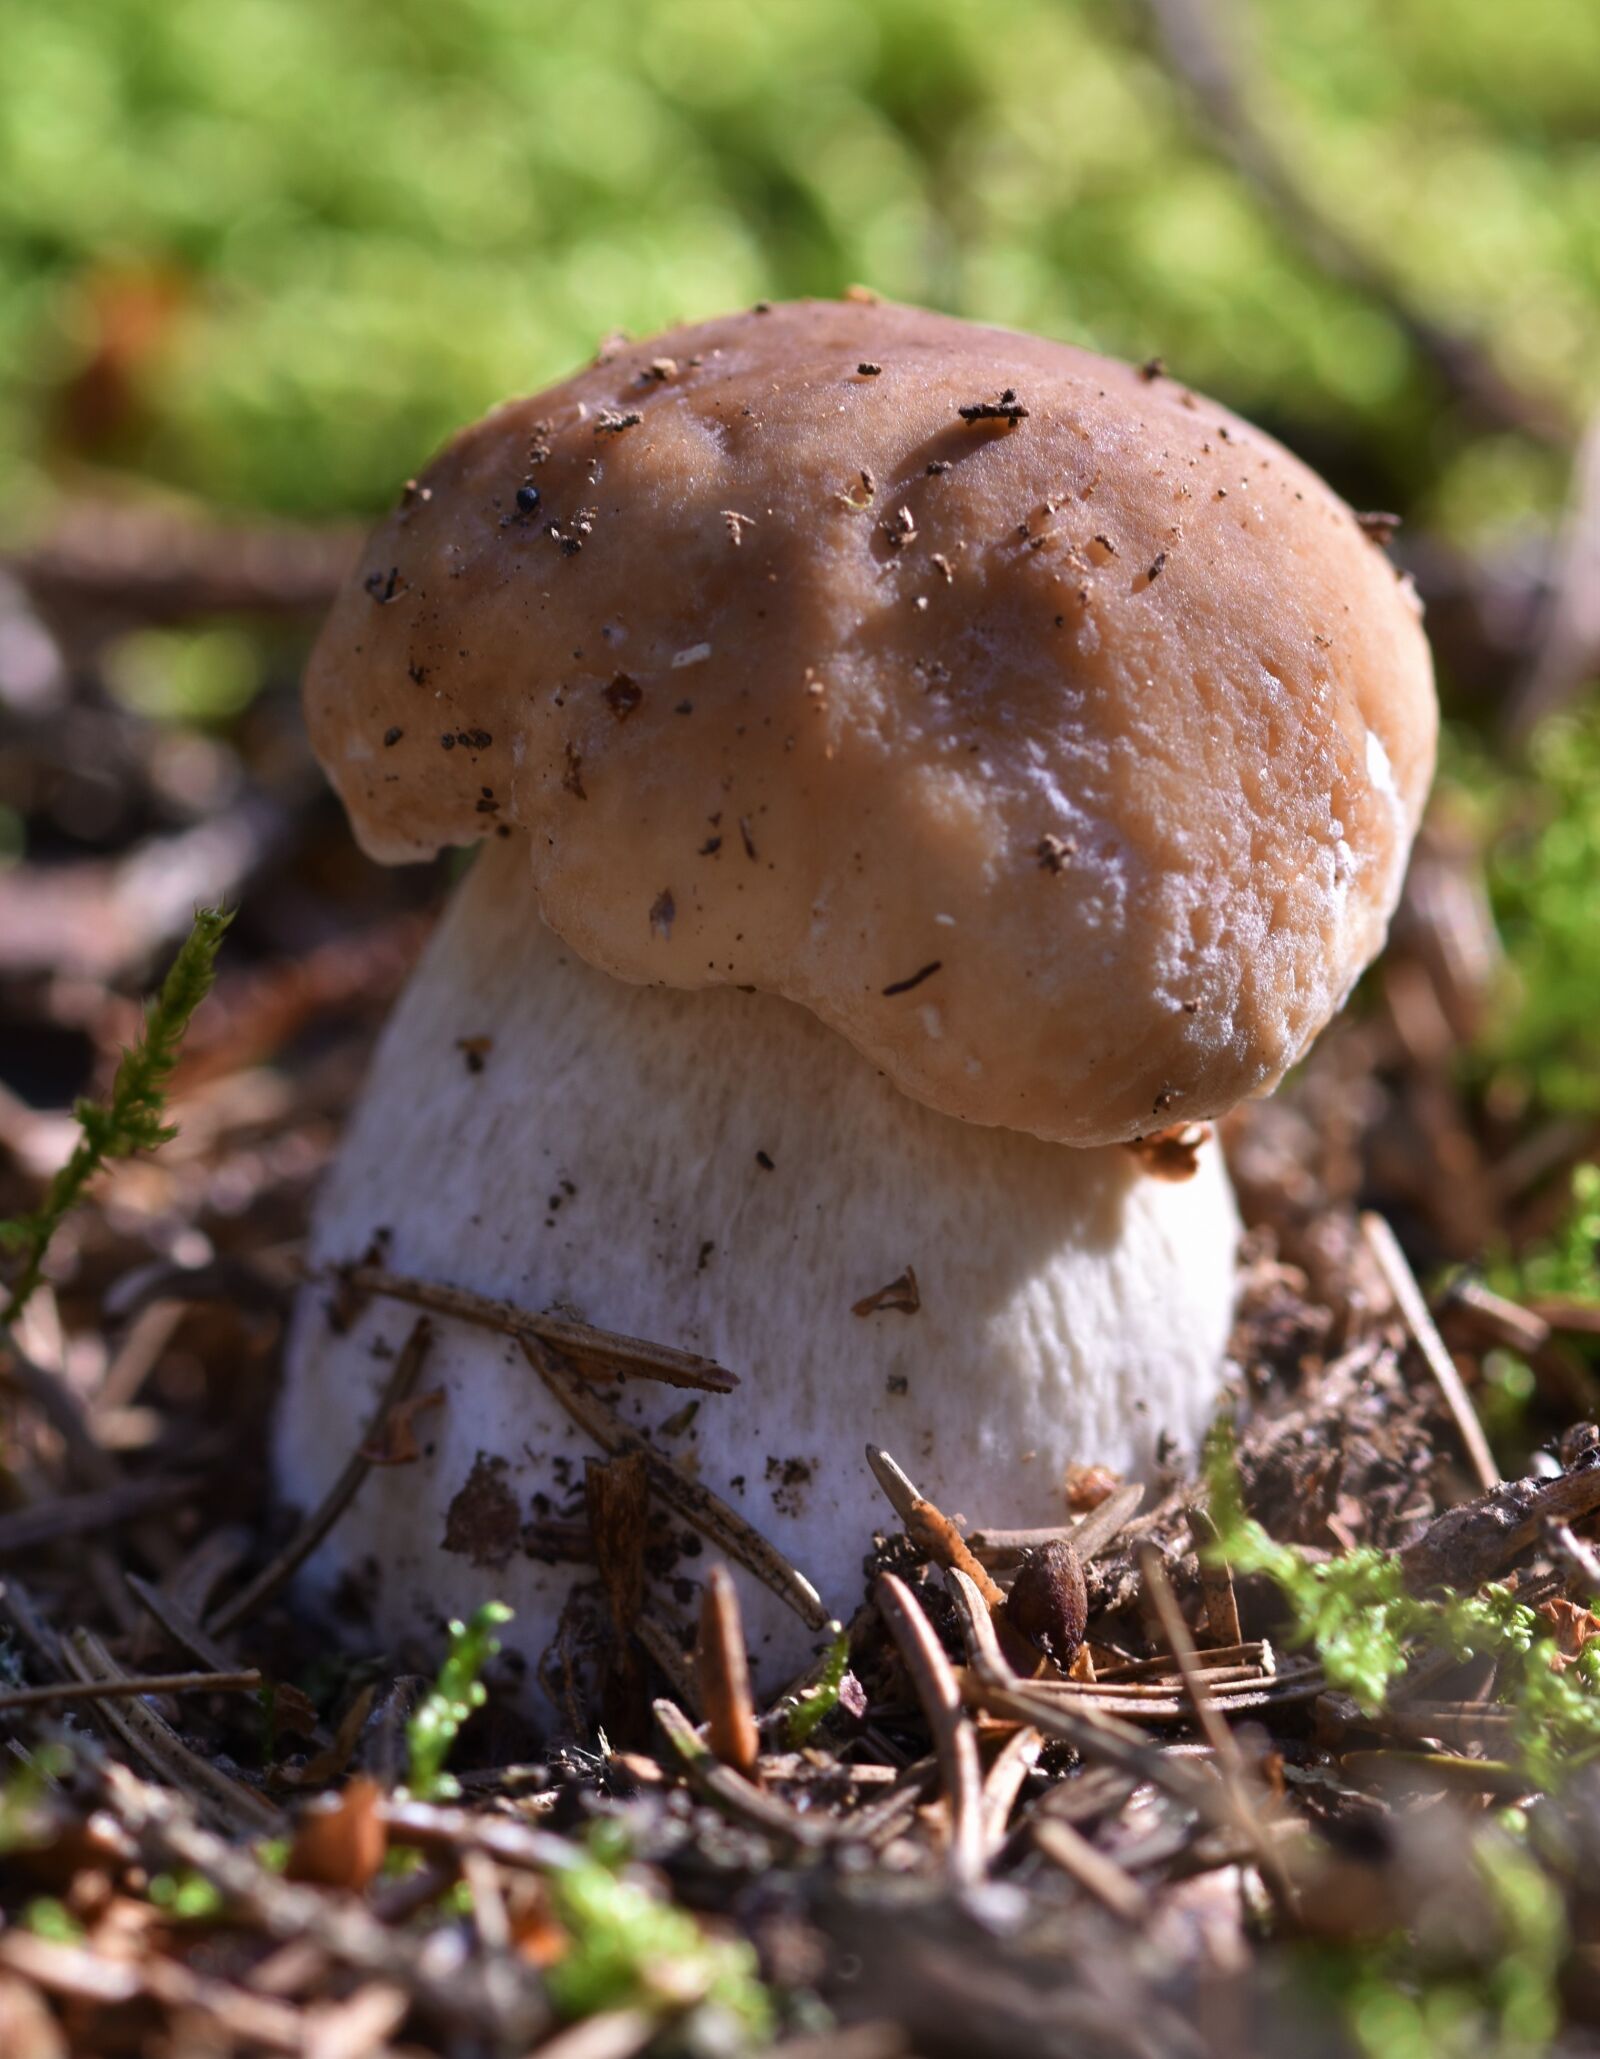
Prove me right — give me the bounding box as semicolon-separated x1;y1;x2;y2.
276;835;1239;1714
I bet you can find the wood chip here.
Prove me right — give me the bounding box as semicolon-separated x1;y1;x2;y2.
1186;1506;1243;1646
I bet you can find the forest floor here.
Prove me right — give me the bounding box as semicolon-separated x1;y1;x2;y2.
2;517;1600;2058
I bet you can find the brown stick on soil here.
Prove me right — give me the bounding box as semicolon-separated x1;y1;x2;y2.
876;1573;985;1888
1398;1461;1600;1594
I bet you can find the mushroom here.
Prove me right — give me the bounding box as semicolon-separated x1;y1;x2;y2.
278;299;1436;1709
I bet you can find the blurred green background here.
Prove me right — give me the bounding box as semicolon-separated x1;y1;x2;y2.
0;0;1596;1265
2;0;1596;531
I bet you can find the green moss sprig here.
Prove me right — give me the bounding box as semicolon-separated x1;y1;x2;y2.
1204;1431;1600;1789
404;1601;512;1801
0;906;232;1324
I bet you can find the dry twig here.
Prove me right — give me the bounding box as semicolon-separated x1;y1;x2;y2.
0;1666;260;1714
323;1261;738;1392
521;1336;828;1629
1363;1211;1500;1491
866;1445;1005;1608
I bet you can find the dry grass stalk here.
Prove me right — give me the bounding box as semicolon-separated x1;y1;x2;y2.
969;1481;1144;1569
534;2009;661;2059
124;1571;240;1675
1362;1210;1499;1491
1379;1702;1522;1749
1016;1671;1323;1722
1138;1544;1295;1912
1094;1640;1270;1680
62;1629;281;1837
0;1666;260;1714
766;2026;911;2059
1031;1815;1151;1925
1441;1278;1552;1357
945;1566;1221;1819
697;1565;760;1778
1136;1547;1247;1771
837;1757;940;1846
979;1723;1042;1854
1337;1750;1532;1797
875;1572;985;1886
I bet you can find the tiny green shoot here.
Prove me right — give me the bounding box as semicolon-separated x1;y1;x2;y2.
404;1601;512;1800
780;1625;851;1748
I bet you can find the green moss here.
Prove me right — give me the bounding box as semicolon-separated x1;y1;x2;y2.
1205;1431;1600;1790
1297;1830;1564;2059
545;1826;774;2040
2;0;1595;535
1489;1164;1600;1308
779;1624;850;1748
1477;710;1600;1119
0;904;231;1323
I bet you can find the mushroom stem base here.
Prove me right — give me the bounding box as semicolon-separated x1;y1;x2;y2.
275;837;1239;1719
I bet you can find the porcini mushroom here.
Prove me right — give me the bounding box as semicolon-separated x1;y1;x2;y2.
277;299;1435;1708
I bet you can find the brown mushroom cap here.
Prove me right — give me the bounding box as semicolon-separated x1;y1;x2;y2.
306;297;1436;1146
